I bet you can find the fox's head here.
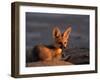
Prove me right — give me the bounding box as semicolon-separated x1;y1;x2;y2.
53;25;72;49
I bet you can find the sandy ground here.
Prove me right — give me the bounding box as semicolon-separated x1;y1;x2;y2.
26;60;72;67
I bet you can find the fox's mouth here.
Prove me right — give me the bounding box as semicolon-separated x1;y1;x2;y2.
60;46;66;49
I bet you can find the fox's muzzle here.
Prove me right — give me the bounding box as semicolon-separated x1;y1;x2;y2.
58;42;67;49
60;45;66;49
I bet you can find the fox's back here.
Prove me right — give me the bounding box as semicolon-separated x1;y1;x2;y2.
33;44;62;61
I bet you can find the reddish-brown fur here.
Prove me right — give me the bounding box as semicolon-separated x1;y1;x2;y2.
33;25;72;61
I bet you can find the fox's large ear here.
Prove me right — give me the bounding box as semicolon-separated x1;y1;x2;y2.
53;27;61;38
63;25;72;39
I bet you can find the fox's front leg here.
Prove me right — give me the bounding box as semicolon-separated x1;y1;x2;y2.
53;48;62;61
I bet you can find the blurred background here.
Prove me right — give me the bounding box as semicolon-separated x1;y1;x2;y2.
26;12;89;50
26;12;90;65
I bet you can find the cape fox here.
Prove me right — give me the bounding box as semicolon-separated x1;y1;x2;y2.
32;25;72;61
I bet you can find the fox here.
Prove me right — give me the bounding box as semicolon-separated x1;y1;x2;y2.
32;25;72;62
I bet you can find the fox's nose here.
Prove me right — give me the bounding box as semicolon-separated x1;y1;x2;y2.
64;46;66;48
60;45;66;49
58;42;66;49
63;46;66;49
